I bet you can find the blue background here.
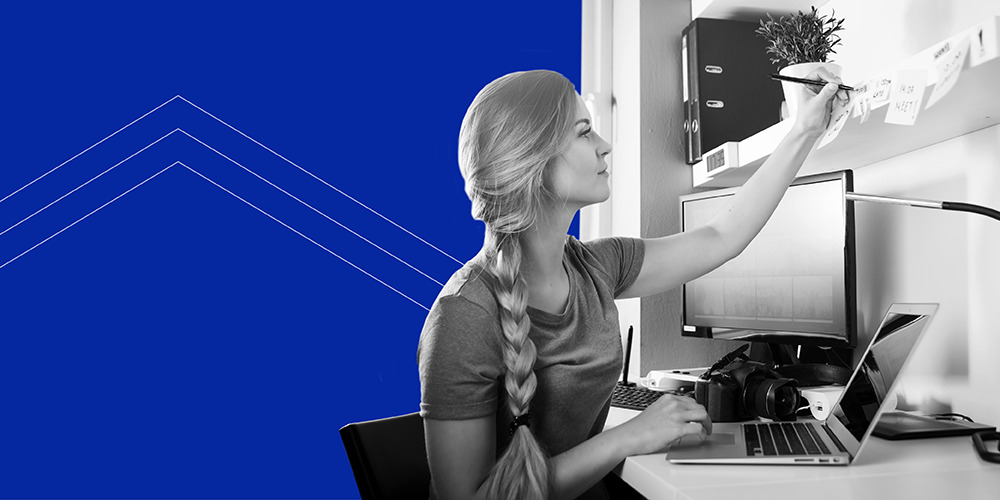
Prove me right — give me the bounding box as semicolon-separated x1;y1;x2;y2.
0;2;581;498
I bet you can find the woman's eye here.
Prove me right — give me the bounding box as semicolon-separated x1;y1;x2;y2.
581;128;592;138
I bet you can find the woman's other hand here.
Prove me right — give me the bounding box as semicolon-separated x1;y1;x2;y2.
620;394;712;455
792;67;847;138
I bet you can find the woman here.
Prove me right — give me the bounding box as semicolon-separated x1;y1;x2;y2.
418;69;843;500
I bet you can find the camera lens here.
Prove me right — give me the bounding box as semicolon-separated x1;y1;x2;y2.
748;378;800;421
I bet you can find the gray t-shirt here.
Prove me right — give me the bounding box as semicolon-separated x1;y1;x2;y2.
417;235;645;459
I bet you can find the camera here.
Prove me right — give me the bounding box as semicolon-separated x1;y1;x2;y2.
695;360;801;422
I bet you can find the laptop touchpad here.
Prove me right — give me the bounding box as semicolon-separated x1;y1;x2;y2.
672;432;735;449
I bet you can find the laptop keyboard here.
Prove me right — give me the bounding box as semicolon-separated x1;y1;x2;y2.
744;422;831;456
611;383;690;410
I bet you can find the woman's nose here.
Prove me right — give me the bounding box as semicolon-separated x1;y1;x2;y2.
596;134;612;157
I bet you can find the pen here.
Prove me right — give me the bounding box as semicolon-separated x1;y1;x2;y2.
769;73;855;92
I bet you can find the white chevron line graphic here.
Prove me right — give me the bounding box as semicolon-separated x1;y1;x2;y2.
0;155;436;310
0;96;181;205
175;96;463;265
0;129;182;239
180;163;430;311
176;129;444;287
0;162;177;271
0;95;462;264
0;127;445;296
0;97;462;308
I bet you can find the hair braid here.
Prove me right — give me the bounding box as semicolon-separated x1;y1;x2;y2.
481;233;549;500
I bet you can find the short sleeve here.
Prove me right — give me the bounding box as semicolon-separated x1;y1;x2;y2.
576;236;646;297
417;294;504;420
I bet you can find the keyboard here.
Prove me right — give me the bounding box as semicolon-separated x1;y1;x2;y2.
611;383;689;410
743;422;831;456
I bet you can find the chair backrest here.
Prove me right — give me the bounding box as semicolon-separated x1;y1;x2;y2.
340;412;430;500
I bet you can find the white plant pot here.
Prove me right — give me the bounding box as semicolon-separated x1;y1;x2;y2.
779;62;842;120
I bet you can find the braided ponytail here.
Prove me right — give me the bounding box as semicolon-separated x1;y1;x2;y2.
480;233;549;500
457;70;577;500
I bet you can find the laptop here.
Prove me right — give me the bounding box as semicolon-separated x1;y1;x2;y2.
667;303;939;465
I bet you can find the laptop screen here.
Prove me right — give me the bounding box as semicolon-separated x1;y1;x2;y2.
827;304;938;456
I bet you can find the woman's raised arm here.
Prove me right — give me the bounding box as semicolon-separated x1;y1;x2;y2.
620;70;844;299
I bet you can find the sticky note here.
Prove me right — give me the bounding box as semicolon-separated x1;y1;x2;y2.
868;76;893;108
818;93;855;149
884;69;927;125
858;95;873;124
851;80;874;124
926;36;970;109
970;21;998;67
851;81;868;118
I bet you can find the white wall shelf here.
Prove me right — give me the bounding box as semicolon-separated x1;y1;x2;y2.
692;16;1000;188
692;0;826;21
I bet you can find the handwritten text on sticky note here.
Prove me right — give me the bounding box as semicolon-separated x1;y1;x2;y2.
818;93;855;149
869;77;893;108
884;69;927;125
851;80;874;124
970;21;998;67
926;36;970;109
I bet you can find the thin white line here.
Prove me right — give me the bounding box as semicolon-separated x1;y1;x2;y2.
0;129;182;239
0;96;181;205
176;129;444;287
180;163;430;311
175;96;463;265
0;163;178;271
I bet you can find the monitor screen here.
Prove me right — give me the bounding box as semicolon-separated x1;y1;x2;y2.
680;170;857;347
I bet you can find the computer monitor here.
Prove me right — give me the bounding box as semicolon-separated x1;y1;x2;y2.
679;170;857;353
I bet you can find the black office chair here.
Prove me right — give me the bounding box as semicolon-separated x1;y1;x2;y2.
340;412;431;500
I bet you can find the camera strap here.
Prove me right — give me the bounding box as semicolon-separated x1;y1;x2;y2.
703;344;751;379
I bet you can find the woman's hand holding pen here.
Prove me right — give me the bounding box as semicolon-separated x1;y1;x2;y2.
790;67;848;138
617;394;713;455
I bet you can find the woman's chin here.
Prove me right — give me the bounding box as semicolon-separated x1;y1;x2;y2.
590;189;611;205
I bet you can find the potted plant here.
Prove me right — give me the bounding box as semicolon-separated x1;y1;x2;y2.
755;6;846;118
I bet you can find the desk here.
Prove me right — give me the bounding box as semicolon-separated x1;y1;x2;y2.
605;407;999;500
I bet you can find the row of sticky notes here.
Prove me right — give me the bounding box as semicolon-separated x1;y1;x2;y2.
817;19;998;149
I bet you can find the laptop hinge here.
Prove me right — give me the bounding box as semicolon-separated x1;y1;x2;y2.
822;423;850;455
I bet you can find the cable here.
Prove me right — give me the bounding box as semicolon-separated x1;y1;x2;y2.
941;202;1000;222
930;412;976;423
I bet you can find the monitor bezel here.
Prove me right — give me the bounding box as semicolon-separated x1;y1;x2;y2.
679;170;858;348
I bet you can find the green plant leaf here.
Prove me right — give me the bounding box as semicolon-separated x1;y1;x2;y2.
754;5;846;67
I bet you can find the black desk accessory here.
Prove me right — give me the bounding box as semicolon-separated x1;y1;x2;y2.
972;431;1000;463
621;325;635;387
873;411;996;440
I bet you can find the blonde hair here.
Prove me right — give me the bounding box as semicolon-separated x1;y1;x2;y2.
458;70;577;500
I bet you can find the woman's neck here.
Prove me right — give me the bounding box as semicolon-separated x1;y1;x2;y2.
520;209;573;279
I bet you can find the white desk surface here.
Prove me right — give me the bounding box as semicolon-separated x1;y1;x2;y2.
606;407;999;500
